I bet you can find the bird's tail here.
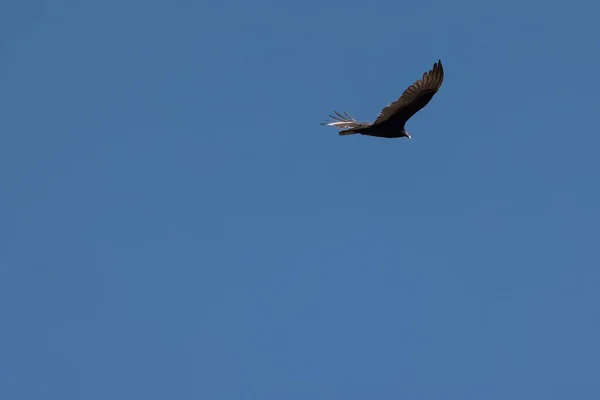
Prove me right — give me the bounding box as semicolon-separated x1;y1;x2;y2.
338;128;360;135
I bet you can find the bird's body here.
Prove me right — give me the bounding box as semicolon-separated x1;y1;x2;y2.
321;60;444;139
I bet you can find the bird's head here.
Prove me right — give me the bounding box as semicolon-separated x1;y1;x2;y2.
402;129;411;139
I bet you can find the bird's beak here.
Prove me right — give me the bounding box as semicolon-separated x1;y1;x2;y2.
407;134;411;139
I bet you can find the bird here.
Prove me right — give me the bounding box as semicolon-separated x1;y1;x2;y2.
320;60;444;139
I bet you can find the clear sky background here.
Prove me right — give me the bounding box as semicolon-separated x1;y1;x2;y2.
1;0;599;399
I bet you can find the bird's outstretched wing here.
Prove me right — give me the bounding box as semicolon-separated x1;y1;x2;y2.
373;60;444;127
320;111;371;130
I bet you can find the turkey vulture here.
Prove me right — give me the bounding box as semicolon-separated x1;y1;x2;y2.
321;60;444;139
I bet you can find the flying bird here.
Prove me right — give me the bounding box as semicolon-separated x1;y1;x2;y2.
321;60;444;139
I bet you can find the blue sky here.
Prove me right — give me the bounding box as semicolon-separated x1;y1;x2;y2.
1;0;600;398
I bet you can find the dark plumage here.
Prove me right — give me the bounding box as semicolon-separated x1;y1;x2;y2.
320;60;444;139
